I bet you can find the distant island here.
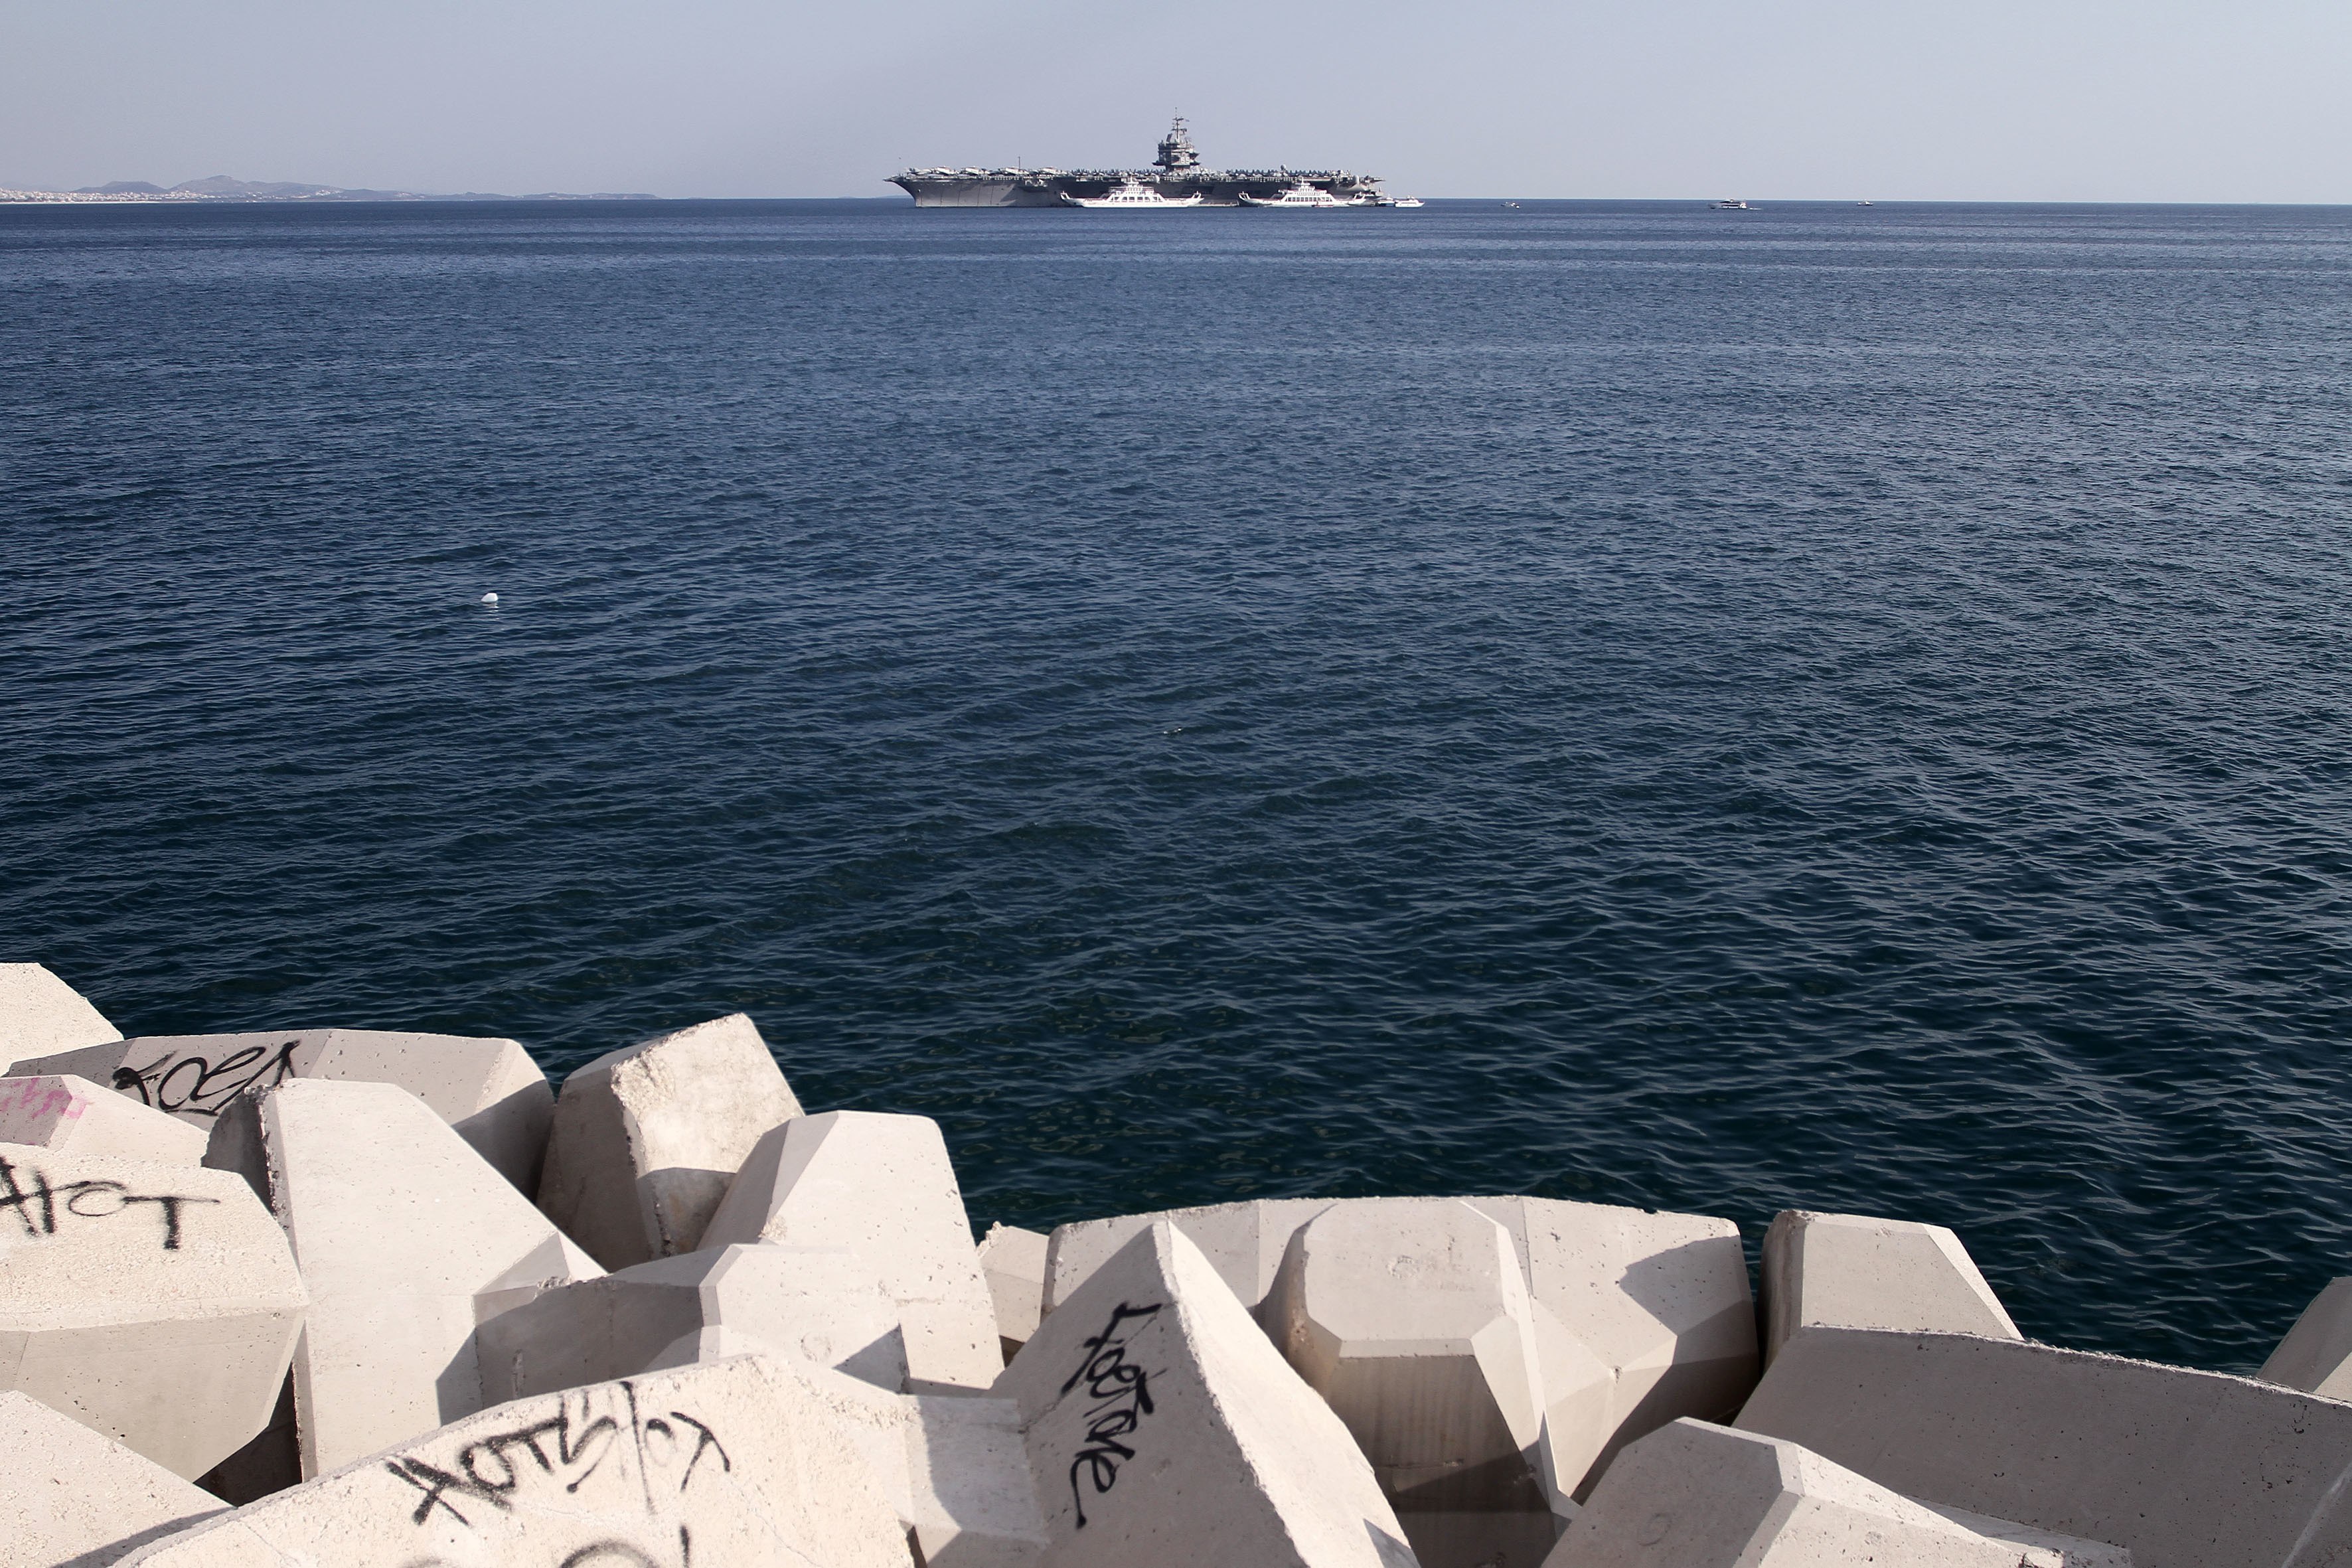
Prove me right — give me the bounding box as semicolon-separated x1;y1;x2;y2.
0;175;657;203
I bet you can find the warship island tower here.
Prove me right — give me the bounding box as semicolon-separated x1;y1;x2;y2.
889;117;1385;208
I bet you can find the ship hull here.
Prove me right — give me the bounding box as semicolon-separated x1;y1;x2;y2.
891;172;1381;209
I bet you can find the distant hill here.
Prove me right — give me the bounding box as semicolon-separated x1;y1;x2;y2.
46;175;657;202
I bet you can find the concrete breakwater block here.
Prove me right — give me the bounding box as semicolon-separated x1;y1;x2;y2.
702;1109;1002;1391
1264;1198;1557;1568
1737;1327;2352;1568
2259;1277;2352;1398
0;1073;207;1164
0;962;120;1071
1543;1417;2076;1568
112;1354;914;1568
980;1220;1049;1360
998;1221;1419;1568
1759;1209;2020;1365
0;1141;307;1480
16;1028;554;1195
1;1389;230;1568
535;1012;802;1269
238;1079;601;1477
804;1362;1050;1567
477;1241;907;1401
1048;1194;1756;1496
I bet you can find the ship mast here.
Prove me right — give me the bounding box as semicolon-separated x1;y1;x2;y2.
1154;115;1202;173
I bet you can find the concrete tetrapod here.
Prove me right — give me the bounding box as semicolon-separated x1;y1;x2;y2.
702;1109;1001;1391
0;963;119;1072
535;1012;803;1268
0;1389;230;1568
15;1028;554;1195
112;1355;914;1568
0;1074;207;1164
981;1221;1050;1361
803;1361;1051;1567
2259;1278;2352;1399
1736;1327;2352;1568
1046;1195;1755;1498
1543;1417;2065;1568
1263;1198;1557;1568
0;1142;307;1479
1759;1209;2019;1366
244;1079;602;1477
996;1221;1419;1568
476;1241;907;1400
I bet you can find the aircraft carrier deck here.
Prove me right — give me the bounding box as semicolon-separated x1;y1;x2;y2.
889;118;1383;208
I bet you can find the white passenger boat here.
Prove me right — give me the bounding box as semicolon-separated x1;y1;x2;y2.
1062;179;1203;209
1389;196;1425;208
1238;179;1348;208
1711;198;1753;210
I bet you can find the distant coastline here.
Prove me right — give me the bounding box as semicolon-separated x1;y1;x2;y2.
0;175;655;204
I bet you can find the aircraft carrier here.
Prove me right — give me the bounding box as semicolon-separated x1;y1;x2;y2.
888;118;1382;208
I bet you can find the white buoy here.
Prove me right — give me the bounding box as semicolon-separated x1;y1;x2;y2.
481;592;499;605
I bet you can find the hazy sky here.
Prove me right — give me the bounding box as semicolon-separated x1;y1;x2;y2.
5;0;2348;201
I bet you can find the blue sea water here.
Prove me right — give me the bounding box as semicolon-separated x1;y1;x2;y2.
6;197;2351;1372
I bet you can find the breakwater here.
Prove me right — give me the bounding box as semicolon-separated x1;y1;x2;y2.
7;964;2349;1568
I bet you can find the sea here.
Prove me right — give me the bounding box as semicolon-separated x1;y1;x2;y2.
5;196;2350;1373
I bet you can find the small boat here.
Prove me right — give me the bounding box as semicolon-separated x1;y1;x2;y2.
1238;179;1349;208
1857;200;1873;206
1062;179;1203;209
1710;198;1752;210
1389;196;1424;208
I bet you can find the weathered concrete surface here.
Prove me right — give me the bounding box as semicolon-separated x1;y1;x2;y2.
702;1109;1000;1391
1265;1198;1555;1568
254;1079;600;1476
0;1142;306;1479
535;1013;801;1268
1737;1327;2352;1568
803;1362;1049;1567
0;1075;206;1164
477;1241;907;1400
1543;1418;2028;1568
1047;1194;1755;1500
998;1221;1418;1568
1475;1197;1756;1491
1044;1198;1340;1317
0;963;119;1072
1760;1209;2019;1365
2260;1277;2352;1399
114;1355;914;1568
15;1029;554;1195
980;1220;1048;1361
1921;1502;2136;1568
0;1388;230;1567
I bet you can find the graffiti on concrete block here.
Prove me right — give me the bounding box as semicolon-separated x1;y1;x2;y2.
386;1381;732;1534
112;1038;302;1119
1058;1299;1166;1528
0;1153;220;1249
0;1076;86;1125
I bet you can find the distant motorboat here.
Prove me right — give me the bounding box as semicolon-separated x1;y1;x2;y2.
1238;179;1348;208
1710;198;1752;210
1389;196;1425;208
1061;178;1203;209
1857;200;1874;206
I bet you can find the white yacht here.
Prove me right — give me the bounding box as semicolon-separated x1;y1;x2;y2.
1389;196;1425;208
1062;179;1204;209
1238;179;1348;208
1710;198;1752;210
